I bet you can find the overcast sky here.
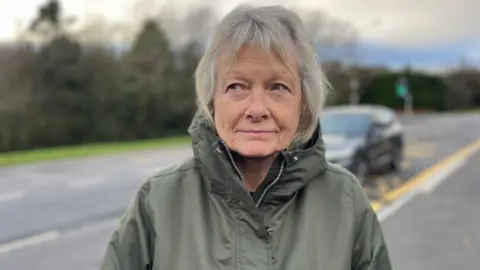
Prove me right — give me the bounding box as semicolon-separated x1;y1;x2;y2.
0;0;479;68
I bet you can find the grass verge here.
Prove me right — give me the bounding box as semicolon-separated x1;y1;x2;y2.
0;136;192;167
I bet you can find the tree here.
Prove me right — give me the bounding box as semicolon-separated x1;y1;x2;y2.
30;0;61;32
0;45;40;151
27;0;76;42
360;71;447;111
121;19;176;138
33;36;90;146
444;69;479;110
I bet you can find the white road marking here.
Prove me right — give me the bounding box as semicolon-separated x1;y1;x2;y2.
0;218;119;254
419;156;467;193
31;178;65;187
65;218;119;239
0;231;59;254
378;191;417;222
0;190;26;204
378;143;479;222
67;176;107;189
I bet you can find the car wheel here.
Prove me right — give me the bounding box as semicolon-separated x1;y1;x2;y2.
390;147;403;172
354;159;369;184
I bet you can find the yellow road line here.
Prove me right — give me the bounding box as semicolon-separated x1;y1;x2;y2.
384;138;480;203
371;201;383;212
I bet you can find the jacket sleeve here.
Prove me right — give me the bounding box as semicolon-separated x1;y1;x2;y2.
100;181;154;270
351;181;393;270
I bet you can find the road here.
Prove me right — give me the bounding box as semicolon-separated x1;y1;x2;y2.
0;112;479;270
382;150;480;270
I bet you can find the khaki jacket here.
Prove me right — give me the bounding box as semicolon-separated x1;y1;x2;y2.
100;114;392;270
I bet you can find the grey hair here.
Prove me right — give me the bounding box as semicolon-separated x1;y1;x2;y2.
194;5;331;150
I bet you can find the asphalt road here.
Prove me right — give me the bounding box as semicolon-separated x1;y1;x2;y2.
0;147;193;243
0;112;479;270
382;150;480;270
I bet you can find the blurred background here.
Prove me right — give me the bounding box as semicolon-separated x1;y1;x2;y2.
0;0;479;269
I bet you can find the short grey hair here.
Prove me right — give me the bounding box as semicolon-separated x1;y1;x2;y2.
194;5;331;149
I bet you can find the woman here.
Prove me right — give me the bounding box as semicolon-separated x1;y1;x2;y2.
101;5;392;270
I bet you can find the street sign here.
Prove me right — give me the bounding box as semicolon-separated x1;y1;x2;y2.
395;77;408;98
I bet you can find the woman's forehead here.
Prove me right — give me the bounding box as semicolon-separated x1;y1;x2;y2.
216;44;299;78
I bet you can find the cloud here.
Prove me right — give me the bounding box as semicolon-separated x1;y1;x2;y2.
1;0;479;70
2;0;479;48
250;0;480;48
357;42;468;68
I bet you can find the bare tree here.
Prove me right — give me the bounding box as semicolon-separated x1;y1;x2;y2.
29;0;61;33
15;0;78;43
72;16;136;44
295;8;360;104
296;9;358;62
155;2;219;48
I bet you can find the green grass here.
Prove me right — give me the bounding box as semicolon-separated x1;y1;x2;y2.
0;136;192;167
451;107;480;113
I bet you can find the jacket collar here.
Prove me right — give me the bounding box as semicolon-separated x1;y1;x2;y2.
188;111;328;207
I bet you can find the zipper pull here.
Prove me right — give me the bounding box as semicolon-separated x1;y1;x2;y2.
266;225;274;235
262;225;274;242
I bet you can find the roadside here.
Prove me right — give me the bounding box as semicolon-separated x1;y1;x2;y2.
0;136;191;167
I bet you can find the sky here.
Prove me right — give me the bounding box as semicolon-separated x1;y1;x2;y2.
0;0;479;70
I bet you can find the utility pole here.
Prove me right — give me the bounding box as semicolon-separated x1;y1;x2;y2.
349;74;360;104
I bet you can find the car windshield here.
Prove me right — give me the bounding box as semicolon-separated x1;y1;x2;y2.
320;112;372;138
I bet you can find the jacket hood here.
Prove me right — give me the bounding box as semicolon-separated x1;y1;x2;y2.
188;111;328;207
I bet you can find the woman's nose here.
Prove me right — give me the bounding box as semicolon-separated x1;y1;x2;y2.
245;88;270;121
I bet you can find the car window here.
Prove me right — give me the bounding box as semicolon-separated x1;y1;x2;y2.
320;112;373;138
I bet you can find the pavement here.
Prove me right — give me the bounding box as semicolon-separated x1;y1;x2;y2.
382;150;480;270
0;112;479;270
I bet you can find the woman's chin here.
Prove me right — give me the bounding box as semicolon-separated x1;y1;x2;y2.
233;142;278;158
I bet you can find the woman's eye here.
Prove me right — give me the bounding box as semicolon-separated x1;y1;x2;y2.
226;83;244;92
271;83;289;91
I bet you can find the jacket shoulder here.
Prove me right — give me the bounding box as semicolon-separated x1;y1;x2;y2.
310;162;371;215
149;157;197;180
144;157;198;188
323;161;362;189
323;161;375;217
138;157;202;205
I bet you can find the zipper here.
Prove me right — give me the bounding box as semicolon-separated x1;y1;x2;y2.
219;140;245;183
255;160;284;208
218;140;285;208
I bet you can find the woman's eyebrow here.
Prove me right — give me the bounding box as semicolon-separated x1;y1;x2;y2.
220;70;250;83
269;68;299;84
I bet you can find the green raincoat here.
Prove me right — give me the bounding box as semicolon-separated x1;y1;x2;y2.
100;113;392;270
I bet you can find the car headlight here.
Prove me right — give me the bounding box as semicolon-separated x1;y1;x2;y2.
326;147;356;166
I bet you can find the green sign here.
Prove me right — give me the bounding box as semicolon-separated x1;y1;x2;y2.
396;77;408;98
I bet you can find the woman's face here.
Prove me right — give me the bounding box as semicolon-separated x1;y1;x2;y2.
214;44;302;157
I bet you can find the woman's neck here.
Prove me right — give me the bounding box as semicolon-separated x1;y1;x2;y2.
235;155;276;192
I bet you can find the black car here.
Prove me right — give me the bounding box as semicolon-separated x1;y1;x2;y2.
320;105;404;183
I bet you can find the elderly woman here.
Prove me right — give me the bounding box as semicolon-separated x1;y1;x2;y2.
101;5;392;270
